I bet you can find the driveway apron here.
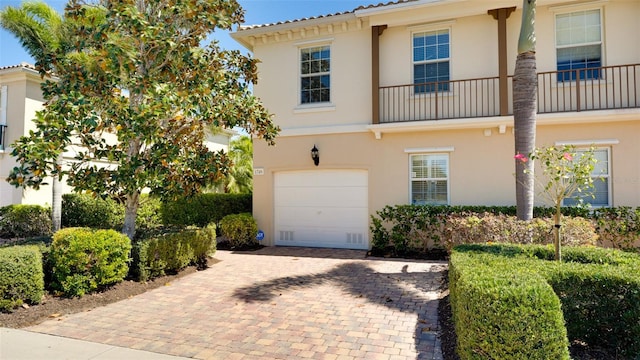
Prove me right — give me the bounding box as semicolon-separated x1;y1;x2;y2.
28;247;447;360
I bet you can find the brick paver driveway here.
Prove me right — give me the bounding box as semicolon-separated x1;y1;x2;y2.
29;247;447;360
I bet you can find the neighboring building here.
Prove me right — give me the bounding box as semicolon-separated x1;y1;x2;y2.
231;0;640;249
0;63;233;208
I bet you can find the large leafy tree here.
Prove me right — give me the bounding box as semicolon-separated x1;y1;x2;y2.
513;0;537;220
0;1;92;231
8;0;278;239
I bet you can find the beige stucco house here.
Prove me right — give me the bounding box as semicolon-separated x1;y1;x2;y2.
232;0;640;250
0;63;234;208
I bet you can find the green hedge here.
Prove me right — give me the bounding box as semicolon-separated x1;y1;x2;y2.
62;194;122;229
0;205;52;239
449;255;570;359
62;193;163;231
0;246;45;311
130;225;216;282
50;228;131;297
219;213;258;248
160;193;252;227
371;205;640;254
450;244;640;358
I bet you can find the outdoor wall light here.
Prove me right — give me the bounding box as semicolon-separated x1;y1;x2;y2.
311;145;320;166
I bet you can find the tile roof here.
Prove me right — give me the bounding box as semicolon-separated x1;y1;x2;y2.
238;0;419;30
0;62;36;71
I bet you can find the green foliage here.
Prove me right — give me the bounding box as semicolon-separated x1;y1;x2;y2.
370;205;600;254
594;206;640;249
0;204;52;239
50;228;131;297
62;193;122;229
220;213;258;248
161;193;252;228
62;193;163;231
451;244;640;358
223;135;254;194
6;0;279;240
0;246;44;311
131;225;216;282
450;255;570;359
547;265;640;356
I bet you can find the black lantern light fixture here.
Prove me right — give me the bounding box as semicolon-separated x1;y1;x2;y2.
311;145;320;166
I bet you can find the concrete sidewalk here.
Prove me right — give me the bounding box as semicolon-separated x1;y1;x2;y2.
1;328;191;360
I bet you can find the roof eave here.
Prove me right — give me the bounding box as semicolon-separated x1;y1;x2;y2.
231;12;357;51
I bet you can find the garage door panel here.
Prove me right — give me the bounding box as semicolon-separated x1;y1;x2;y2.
275;187;367;208
275;206;368;228
274;170;368;250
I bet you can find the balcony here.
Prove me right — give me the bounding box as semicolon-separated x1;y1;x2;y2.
378;63;639;124
0;124;6;151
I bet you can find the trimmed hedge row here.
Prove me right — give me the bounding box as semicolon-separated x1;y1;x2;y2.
50;228;131;297
160;193;251;227
371;205;640;253
450;244;640;358
130;225;217;282
0;205;52;239
0;246;44;311
62;193;162;231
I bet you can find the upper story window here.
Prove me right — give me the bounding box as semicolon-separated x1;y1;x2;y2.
564;148;610;207
410;153;449;205
300;46;330;104
413;29;450;93
556;9;602;81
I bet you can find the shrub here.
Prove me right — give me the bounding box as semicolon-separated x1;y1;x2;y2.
449;253;570;359
451;244;640;358
62;193;122;229
0;205;52;239
370;205;602;255
219;213;258;248
130;224;216;281
50;228;131;297
0;246;44;311
594;206;640;249
160;193;252;227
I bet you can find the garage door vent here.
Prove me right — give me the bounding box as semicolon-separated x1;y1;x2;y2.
346;233;364;245
279;231;294;241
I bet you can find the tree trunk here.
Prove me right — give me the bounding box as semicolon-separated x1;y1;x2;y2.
51;155;63;232
554;203;562;261
513;52;537;221
122;191;140;240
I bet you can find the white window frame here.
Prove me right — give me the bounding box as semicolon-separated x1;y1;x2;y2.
554;8;603;82
409;153;450;205
298;44;331;106
411;28;451;94
562;147;611;207
0;85;7;152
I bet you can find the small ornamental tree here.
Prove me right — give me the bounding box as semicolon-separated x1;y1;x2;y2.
7;0;279;240
515;145;598;260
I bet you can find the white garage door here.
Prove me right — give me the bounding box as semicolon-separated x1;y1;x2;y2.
274;170;369;250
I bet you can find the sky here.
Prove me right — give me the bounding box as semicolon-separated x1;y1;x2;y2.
0;0;371;67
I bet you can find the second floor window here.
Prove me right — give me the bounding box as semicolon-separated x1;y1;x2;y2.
413;29;450;93
556;9;602;81
300;46;330;104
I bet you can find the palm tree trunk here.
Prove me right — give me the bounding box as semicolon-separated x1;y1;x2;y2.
513;52;537;220
513;0;537;221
